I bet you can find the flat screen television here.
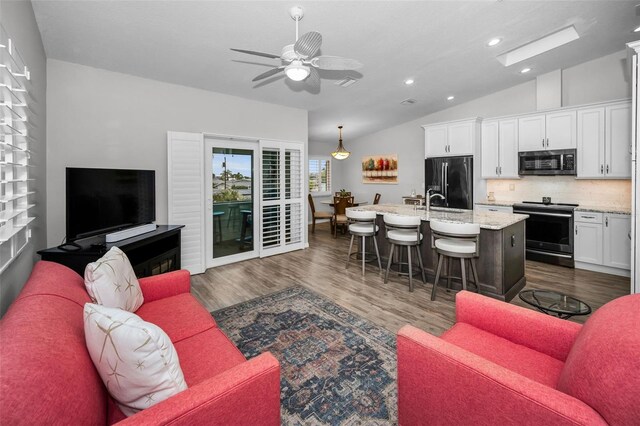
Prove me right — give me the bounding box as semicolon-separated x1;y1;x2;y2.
66;167;156;241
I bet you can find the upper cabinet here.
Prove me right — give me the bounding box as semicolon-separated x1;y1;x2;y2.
423;118;480;158
481;119;518;179
577;101;631;179
518;111;576;152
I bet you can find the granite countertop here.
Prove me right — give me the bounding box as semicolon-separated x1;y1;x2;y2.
347;204;528;230
575;205;632;215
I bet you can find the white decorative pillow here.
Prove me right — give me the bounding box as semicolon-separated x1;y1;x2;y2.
84;303;188;416
85;246;144;312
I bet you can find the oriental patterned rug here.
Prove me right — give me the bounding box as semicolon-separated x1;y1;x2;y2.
212;286;397;425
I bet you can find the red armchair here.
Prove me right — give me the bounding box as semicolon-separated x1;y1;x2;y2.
397;291;640;425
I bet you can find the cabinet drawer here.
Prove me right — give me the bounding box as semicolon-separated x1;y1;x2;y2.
475;204;513;214
574;212;603;223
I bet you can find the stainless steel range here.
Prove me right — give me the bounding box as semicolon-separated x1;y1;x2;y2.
512;201;579;268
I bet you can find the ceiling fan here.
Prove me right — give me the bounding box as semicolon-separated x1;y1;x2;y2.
230;6;363;89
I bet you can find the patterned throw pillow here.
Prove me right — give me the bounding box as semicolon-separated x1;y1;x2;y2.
85;247;144;312
83;303;188;416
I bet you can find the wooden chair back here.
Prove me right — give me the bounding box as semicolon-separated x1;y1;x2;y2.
333;196;353;215
308;193;316;214
373;193;381;205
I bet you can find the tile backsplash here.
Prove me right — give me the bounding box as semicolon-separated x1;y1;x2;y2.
486;177;631;209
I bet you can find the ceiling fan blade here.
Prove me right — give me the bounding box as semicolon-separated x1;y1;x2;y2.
294;31;322;59
305;66;321;90
312;56;363;70
230;48;281;59
252;67;285;82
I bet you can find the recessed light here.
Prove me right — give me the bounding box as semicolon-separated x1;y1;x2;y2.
404;79;414;85
487;38;502;47
520;67;531;74
447;96;455;101
634;26;640;33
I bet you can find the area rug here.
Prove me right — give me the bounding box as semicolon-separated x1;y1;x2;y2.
213;286;397;425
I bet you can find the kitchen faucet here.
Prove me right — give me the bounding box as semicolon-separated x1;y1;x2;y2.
426;189;446;211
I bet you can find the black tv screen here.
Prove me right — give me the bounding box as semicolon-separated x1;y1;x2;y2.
66;167;156;241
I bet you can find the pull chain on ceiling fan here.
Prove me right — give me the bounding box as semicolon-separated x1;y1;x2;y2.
230;6;363;90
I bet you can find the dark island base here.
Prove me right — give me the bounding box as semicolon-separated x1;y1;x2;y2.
374;217;526;302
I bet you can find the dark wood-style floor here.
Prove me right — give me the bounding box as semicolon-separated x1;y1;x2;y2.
192;222;630;336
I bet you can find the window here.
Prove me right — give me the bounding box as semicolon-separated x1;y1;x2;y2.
308;157;331;195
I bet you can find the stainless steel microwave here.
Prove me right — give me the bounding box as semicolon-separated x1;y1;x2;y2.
518;149;576;175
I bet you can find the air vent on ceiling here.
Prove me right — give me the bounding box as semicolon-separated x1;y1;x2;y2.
334;77;358;87
400;98;418;105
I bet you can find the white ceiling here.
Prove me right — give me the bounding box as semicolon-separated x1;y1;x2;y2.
32;1;638;145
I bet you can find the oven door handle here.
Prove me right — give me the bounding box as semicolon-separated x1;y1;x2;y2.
526;249;573;259
513;211;573;218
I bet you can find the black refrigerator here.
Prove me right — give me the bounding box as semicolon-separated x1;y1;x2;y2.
425;156;474;209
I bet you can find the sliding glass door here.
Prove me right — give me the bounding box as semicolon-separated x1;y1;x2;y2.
205;139;258;267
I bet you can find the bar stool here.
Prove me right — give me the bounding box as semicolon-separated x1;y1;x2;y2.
383;214;426;292
346;209;382;275
430;220;480;301
212;211;225;242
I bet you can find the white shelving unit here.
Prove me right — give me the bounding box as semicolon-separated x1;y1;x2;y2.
0;24;35;273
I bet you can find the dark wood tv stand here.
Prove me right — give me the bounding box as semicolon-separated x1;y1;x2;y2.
38;225;185;278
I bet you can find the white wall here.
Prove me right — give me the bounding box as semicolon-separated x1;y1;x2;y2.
0;0;47;316
47;59;308;246
335;50;631;205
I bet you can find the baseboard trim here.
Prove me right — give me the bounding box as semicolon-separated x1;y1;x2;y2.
575;261;630;278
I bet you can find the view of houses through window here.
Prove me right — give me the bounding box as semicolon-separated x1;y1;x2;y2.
309;157;331;195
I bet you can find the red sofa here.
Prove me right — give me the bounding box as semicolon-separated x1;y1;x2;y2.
398;290;640;425
0;261;281;425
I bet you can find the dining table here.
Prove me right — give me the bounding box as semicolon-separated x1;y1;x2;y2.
320;200;369;207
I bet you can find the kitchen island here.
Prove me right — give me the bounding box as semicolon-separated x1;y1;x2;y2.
347;204;529;301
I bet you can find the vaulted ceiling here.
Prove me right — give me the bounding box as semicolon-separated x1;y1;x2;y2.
32;1;638;144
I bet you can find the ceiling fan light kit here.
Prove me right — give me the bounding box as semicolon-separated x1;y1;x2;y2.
285;60;310;81
331;125;350;160
230;5;362;89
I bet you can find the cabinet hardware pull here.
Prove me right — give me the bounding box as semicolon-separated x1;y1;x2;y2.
581;215;595;219
605;217;608;227
542;138;545;147
629;232;632;240
511;235;516;247
606;165;609;174
600;165;604;174
575;227;578;235
499;166;502;175
495;166;498;175
546;138;549;147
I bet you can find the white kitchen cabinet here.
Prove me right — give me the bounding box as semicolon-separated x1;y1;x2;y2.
576;101;631;179
424;125;448;157
481;119;518;178
575;222;603;265
423;119;479;158
577;107;606;178
574;211;631;274
603;213;632;269
475;204;513;214
518;111;576;152
605;102;631;178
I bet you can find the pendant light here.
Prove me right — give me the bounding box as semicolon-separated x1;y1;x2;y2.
331;125;350;160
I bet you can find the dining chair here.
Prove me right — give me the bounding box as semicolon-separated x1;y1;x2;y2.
332;196;353;238
308;194;333;234
373;193;381;205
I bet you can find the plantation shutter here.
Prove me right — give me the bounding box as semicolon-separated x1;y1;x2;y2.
167;131;205;274
259;140;305;257
308;157;331;193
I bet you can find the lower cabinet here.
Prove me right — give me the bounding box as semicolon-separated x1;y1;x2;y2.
574;211;630;274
